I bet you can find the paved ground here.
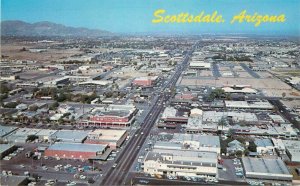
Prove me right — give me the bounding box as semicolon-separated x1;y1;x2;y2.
240;63;260;78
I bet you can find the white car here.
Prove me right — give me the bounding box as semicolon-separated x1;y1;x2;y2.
112;163;117;168
79;175;86;180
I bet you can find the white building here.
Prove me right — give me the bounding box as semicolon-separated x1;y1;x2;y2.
189;61;211;69
254;138;275;155
242;157;292;181
282;140;300;162
225;100;273;110
144;149;218;177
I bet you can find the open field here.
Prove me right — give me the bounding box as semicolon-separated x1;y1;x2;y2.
1;43;83;62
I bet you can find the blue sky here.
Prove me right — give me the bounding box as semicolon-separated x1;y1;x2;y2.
1;0;300;35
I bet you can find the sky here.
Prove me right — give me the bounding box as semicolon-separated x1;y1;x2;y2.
1;0;300;36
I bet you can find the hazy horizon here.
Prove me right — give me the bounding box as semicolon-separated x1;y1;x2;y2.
1;0;300;36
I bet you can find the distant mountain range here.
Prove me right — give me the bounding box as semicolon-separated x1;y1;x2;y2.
1;20;112;37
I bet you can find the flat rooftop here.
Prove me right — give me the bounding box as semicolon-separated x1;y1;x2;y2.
171;133;220;148
51;130;89;142
146;148;217;167
87;129;127;142
0;125;18;138
47;142;107;153
242;157;292;180
0;143;15;154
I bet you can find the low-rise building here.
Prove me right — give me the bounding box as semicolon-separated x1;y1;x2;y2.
222;85;257;94
50;130;89;143
161;107;188;123
0;144;16;159
144;149;218;177
225;100;273;110
282;140;300;162
45;142;108;160
85;129;127;149
242;157;292;181
254;138;275;155
85;104;138;128
132;76;158;87
189;61;211;69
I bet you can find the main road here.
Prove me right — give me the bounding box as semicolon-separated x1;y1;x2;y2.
99;46;195;186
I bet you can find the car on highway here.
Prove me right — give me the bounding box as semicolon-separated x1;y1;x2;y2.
112;163;118;168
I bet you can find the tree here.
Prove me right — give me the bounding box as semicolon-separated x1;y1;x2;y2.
208;88;226;100
235;150;243;157
227;129;235;137
27;135;38;142
248;141;257;152
282;92;286;98
0;83;10;94
4;102;18;108
29;105;38;111
49;102;59;110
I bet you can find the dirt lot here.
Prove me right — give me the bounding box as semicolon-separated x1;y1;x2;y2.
1;43;83;62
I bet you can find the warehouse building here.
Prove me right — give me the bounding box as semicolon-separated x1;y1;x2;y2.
242;157;292;181
0;144;16;159
189;61;211;69
282;140;300;162
50;130;89;143
0;175;29;186
35;129;58;142
144;149;218;177
0;125;18;140
4;128;41;143
85;129;127;149
224;100;273;110
45;142;108;160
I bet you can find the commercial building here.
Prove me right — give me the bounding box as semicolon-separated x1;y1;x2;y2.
85;104;138;128
224;100;273;110
45;142;108;160
144;149;218;177
0;125;18;139
0;175;29;186
50;130;89;143
189;62;211;69
203;111;258;123
254;138;275;155
242;157;292;181
35;129;58;141
44;77;69;87
174;92;197;100
85;129;128;149
170;133;221;154
161;107;189;123
4;128;41;143
132;76;158;87
282;140;300;162
0;144;16;159
222;85;257;94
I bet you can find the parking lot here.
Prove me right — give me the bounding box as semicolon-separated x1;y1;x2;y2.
0;143;103;185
